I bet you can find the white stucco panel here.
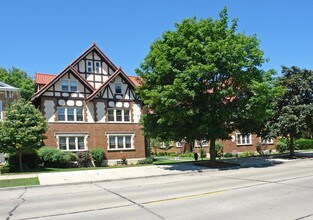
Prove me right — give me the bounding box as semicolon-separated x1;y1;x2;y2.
96;102;106;122
132;103;141;123
86;102;95;123
44;100;55;122
79;60;85;72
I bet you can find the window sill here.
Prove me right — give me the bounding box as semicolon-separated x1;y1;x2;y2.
236;144;253;146
108;148;135;152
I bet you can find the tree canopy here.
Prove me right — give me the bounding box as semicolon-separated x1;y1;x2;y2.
0;67;34;100
267;66;313;156
0;100;47;170
136;7;274;161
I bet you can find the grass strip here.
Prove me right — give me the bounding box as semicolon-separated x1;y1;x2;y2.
0;177;40;188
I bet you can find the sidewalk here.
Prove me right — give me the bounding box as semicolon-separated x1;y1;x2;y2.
1;154;311;186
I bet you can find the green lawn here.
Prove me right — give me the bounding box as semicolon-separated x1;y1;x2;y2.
153;156;197;165
0;177;40;188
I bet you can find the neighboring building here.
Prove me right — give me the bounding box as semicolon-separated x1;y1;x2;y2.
155;132;277;155
31;43;146;165
0;81;20;121
0;81;20;163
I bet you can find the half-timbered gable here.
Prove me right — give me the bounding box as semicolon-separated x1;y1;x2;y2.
85;67;141;123
32;66;94;123
32;43;147;164
71;43;118;89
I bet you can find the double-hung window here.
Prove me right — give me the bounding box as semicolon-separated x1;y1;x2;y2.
260;137;274;144
87;61;93;73
95;61;101;73
115;83;122;94
108;109;130;122
57;107;83;122
61;80;77;92
58;135;86;151
108;134;133;150
61;80;69;91
236;133;252;145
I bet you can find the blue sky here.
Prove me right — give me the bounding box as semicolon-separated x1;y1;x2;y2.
1;0;313;78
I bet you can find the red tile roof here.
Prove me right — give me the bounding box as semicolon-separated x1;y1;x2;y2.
128;76;141;87
35;73;56;85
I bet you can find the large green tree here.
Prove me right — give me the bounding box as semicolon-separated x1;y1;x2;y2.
0;67;34;100
0;100;47;170
267;66;313;156
136;8;272;161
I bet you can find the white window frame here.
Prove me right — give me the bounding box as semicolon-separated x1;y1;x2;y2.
115;83;122;94
61;80;77;92
57;107;84;122
87;60;93;73
57;133;88;151
176;142;182;148
95;61;101;73
195;140;209;147
260;137;274;144
107;133;135;151
107;109;130;122
236;133;252;145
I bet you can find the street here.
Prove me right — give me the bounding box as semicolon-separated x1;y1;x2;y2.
1;159;313;220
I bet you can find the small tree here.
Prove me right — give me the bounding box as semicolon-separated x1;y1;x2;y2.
0;67;35;100
267;66;313;156
0;100;47;170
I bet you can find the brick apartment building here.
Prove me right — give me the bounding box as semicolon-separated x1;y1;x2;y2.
31;43;147;164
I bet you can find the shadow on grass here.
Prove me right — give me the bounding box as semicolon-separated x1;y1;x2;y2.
156;156;288;172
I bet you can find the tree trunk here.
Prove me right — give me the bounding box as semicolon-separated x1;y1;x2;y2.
19;153;23;171
290;133;295;157
210;138;216;161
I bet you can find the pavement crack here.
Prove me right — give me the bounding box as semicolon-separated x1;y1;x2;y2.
6;188;27;220
295;213;313;219
94;183;165;219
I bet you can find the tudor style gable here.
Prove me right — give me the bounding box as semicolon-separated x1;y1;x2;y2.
71;43;118;89
32;66;94;123
86;68;141;123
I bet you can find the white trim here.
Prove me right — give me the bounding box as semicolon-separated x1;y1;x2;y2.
108;109;130;122
236;133;252;145
56;133;88;151
87;60;93;73
176;142;182;148
95;61;101;73
57;107;84;122
260;137;274;144
107;133;135;151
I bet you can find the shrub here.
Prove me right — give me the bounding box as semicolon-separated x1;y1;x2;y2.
295;139;313;150
90;148;105;167
8;152;40;171
215;142;223;152
76;151;92;167
138;157;154;164
256;142;267;155
223;152;233;158
38;147;78;168
239;151;254;158
200;148;206;160
276;141;288;153
180;152;193;157
0;164;10;174
121;156;128;165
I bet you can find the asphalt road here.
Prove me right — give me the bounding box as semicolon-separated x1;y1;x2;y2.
1;159;313;220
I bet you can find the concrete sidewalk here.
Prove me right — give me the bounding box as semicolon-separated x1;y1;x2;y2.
1;154;311;186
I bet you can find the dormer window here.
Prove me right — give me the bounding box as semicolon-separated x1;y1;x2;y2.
87;61;93;73
95;61;101;73
115;83;122;94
